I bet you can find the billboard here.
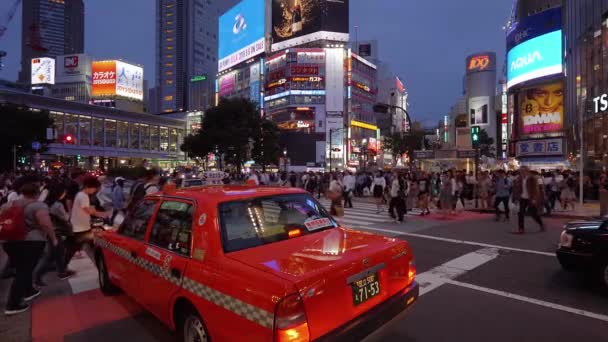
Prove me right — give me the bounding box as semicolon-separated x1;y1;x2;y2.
272;0;349;49
92;60;144;100
466;53;496;74
218;0;266;72
516;138;563;157
519;81;563;135
218;72;236;98
506;8;562;89
31;58;55;85
469;96;490;125
56;54;92;83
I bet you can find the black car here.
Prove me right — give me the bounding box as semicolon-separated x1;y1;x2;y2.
556;218;608;288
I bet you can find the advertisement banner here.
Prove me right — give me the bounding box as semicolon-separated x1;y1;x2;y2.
218;0;266;72
507;7;562;51
31;58;55;85
272;0;349;49
516;138;563;157
115;61;144;100
466;52;496;74
507;30;562;89
325;48;345;113
56;54;92;83
218;72;236;98
469;96;490;125
519;81;563;135
92;60;117;97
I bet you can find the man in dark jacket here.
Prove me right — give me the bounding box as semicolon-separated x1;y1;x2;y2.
512;167;545;234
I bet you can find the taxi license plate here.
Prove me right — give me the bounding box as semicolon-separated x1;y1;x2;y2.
351;273;380;306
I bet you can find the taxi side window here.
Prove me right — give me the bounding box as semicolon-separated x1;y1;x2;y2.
148;201;193;256
118;200;157;240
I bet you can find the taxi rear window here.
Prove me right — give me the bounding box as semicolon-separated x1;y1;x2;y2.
218;194;337;253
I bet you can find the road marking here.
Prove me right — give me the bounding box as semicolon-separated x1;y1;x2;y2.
67;254;99;294
447;280;608;323
417;248;499;295
358;227;555;257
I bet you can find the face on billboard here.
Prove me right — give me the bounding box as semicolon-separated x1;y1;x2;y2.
115;61;144;100
272;0;348;45
92;61;117;97
31;58;55;85
218;0;266;72
507;30;562;88
520;81;563;135
469;97;490;126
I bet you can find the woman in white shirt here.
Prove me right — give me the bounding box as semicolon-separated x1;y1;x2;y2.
373;171;387;214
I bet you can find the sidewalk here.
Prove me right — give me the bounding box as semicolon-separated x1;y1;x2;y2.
463;200;600;219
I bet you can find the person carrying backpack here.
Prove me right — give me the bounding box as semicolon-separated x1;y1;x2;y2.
1;182;58;316
127;169;161;214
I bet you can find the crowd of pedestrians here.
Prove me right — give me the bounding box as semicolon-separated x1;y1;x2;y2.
0;167;170;316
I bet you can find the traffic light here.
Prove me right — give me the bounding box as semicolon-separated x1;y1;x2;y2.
62;134;76;144
471;126;480;148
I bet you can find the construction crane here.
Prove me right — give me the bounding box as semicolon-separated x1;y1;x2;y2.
0;0;21;39
0;0;22;70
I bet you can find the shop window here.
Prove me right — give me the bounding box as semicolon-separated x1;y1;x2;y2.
140;124;150;150
160;127;169;151
79;115;91;146
151;126;160;151
169;128;178;152
93;118;104;146
130;123;140;150
117;121;129;149
105;120;117;148
65;114;78;143
50;111;64;136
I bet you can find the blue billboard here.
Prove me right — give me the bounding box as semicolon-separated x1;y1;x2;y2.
507;30;562;89
218;0;266;72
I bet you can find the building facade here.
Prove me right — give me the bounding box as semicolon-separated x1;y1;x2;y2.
18;0;84;84
0;89;186;170
507;1;566;169
564;0;608;171
156;0;238;113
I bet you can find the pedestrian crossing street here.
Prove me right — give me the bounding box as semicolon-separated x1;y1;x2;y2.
318;199;427;227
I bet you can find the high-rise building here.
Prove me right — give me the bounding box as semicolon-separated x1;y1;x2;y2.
156;0;238;113
18;0;84;84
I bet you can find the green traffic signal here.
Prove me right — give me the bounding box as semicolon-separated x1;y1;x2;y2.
471;126;480;147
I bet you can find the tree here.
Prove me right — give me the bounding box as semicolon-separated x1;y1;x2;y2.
181;98;264;172
0;104;52;171
251;120;281;171
478;129;496;158
383;130;428;164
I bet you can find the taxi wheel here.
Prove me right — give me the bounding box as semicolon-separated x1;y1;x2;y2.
180;310;209;342
96;254;119;295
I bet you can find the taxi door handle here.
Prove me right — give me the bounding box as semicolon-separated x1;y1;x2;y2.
171;268;181;279
130;251;137;259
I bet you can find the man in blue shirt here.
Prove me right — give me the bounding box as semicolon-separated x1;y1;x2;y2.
494;170;512;221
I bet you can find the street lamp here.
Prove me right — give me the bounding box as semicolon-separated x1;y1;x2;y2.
283;148;288;172
373;102;412;133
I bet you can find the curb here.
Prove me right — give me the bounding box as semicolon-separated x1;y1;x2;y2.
464;209;598;220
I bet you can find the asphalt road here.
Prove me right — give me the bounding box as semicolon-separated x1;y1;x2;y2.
1;203;606;342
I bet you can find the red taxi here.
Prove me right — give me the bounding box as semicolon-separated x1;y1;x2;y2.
94;185;418;342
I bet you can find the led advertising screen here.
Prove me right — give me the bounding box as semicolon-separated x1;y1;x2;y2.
31;58;55;85
469;96;490;125
92;60;117;97
506;8;562;89
218;0;266;72
466;52;496;74
519;81;563;135
115;61;144;100
92;60;144;100
507;30;562;89
272;0;349;49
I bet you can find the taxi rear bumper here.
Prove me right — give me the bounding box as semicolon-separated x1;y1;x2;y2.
316;281;419;342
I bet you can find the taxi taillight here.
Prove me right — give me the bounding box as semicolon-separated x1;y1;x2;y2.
274;294;310;342
407;260;416;285
288;229;302;238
